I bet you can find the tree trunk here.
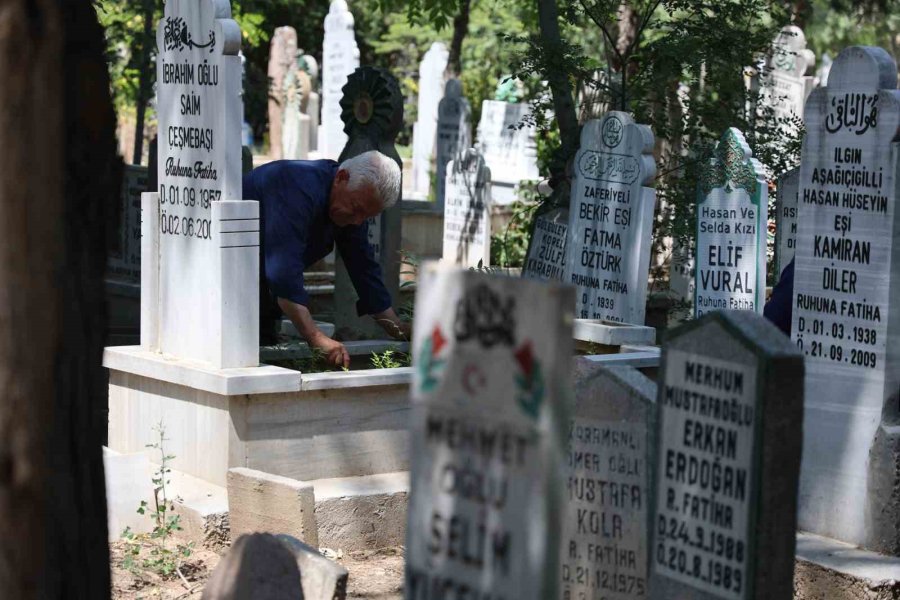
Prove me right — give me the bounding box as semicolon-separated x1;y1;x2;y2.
536;0;579;184
445;0;471;79
132;0;156;165
0;0;117;597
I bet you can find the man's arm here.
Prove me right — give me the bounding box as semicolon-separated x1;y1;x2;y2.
278;297;350;368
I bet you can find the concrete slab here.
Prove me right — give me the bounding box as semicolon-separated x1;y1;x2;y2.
104;448;155;541
574;319;657;346
167;465;230;549
312;472;409;552
795;532;900;599
228;468;318;547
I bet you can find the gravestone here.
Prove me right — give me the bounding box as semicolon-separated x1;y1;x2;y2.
694;128;767;318
774;167;799;278
267;26;298;160
790;46;900;552
563;112;657;324
669;247;695;303
761;25;816;130
476;100;540;204
282;65;311;159
523;204;568;282
435;79;472;208
147;0;258;368
441;148;491;268
562;361;656;600
108;165;149;284
333;66;404;340
300;54;320;152
649;311;803;600
406;264;574;599
411;42;449;199
320;0;359;160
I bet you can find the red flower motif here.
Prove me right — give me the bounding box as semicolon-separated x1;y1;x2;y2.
515;342;534;377
431;326;447;356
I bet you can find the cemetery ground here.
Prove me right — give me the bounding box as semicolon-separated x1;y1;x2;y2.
110;537;404;599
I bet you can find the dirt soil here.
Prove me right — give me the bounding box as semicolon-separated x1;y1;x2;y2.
110;538;404;599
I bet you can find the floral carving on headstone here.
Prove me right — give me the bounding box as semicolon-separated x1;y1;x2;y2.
699;128;763;197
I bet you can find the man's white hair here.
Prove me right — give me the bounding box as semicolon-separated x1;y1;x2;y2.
339;150;401;209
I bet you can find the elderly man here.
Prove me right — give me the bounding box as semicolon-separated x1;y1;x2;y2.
243;150;409;368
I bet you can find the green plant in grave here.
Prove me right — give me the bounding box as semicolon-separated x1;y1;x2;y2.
370;349;411;369
121;422;193;578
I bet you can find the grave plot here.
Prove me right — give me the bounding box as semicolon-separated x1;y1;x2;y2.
791;46;900;552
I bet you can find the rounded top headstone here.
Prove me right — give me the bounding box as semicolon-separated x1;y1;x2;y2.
325;0;355;31
827;45;898;91
445;78;463;98
577;111;656;187
338;66;403;165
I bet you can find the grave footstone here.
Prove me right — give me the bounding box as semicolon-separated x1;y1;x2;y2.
411;42;449;199
441;148;491;268
649;311;804;600
267;26;298;160
790;46;900;552
333;66;404;340
561;361;657;600
435;79;472;208
405;264;574;599
774;167;798;277
761;25;816;131
476;99;540;204
694;128;767;318
146;0;258;368
563;112;657;324
321;0;359;160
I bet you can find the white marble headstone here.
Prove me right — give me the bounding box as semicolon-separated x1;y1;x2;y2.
267;26;298;160
442;148;491;268
775;167;799;277
476;100;540;204
563;112;657;324
406;264;574;599
302;54;320;152
761;25;816;129
791;46;900;546
411;42;449;199
435;79;472;208
694;128;767;318
150;0;258;368
320;0;359;159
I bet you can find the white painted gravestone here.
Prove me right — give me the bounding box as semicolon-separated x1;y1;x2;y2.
523;205;568;281
774;167;799;277
108;165;149;284
148;0;258;368
435;79;472;208
564;112;657;324
650;311;803;600
476;100;540;204
282;65;311;160
761;26;816;129
694;128;767;318
406;264;574;599
411;42;449;199
790;46;900;551
321;0;359;159
442;148;491;268
562;360;656;600
301;54;320;152
267;26;298;160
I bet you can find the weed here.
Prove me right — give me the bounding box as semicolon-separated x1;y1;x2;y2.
120;422;194;579
370;349;410;369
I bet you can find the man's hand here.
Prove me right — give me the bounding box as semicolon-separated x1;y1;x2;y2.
310;332;350;369
277;297;350;368
373;308;412;341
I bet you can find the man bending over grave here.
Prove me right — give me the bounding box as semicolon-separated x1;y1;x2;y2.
244;150;410;367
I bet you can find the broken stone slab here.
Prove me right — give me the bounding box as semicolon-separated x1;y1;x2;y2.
228;468;318;547
202;533;303;600
278;534;349;600
794;532;900;599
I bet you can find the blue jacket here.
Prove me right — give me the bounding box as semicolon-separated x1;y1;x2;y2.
243;159;391;316
764;258;794;335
